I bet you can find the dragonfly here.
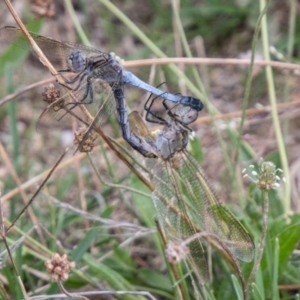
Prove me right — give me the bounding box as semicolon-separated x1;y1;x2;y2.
0;26;203;139
111;84;202;158
127;97;255;284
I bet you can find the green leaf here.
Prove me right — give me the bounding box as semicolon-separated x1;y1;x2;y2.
269;214;300;271
0;19;44;76
253;265;265;299
130;175;155;228
251;282;264;300
271;238;280;300
70;228;99;261
137;268;172;292
189;137;203;163
112;243;136;270
84;254;143;300
239;140;255;162
1;266;22;299
101;205;114;218
231;274;243;300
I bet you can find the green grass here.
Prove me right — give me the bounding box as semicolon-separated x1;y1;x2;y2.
0;0;300;299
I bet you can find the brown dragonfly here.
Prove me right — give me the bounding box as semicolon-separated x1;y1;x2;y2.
127;98;254;284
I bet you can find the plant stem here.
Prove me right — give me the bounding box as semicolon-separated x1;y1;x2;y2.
259;0;291;214
247;190;269;295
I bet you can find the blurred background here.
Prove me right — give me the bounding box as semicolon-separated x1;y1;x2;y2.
0;0;300;299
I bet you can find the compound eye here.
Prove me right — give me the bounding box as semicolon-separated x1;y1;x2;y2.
182;108;198;125
174;105;199;125
69;50;86;72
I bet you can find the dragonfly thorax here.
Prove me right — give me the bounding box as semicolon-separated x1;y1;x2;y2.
155;123;188;160
87;55;123;84
68;50;86;72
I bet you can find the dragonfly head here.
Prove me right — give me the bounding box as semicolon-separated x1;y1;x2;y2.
173;105;199;125
68;50;86;72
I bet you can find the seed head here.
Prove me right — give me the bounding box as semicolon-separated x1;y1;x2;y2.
31;0;55;18
74;127;98;152
165;241;189;263
45;253;75;282
243;159;285;190
42;84;61;105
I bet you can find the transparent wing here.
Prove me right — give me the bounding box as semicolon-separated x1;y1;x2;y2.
149;158;208;284
178;151;255;263
0;26;120;102
0;26;108;70
37;78;115;133
127;111;160;158
0;26;121;135
128;111;155;142
128;113;208;283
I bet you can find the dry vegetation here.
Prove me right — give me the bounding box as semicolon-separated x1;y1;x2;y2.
0;0;300;299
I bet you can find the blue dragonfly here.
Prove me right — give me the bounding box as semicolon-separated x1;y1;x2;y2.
0;26;203;139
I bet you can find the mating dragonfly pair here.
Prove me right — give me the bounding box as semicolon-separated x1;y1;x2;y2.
0;26;203;153
0;27;254;284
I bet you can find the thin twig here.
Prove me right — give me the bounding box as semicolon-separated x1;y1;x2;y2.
87;153;152;199
45;192;150;231
0;77;55;107
124;57;300;72
0;231;29;299
58;281;89;300
156;220;188;300
29;290;157;300
0;141;45;242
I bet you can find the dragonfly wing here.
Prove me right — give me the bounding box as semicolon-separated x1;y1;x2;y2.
128;111;155;142
0;26;107;70
205;203;255;262
180;151;254;263
150;157;208;284
37;77;115;133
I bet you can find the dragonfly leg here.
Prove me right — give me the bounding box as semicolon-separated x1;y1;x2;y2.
65;75;93;105
80;78;94;104
54;70;88;95
162;99;180;120
144;83;168;125
57;69;84;85
56;69;89;98
70;72;88;92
